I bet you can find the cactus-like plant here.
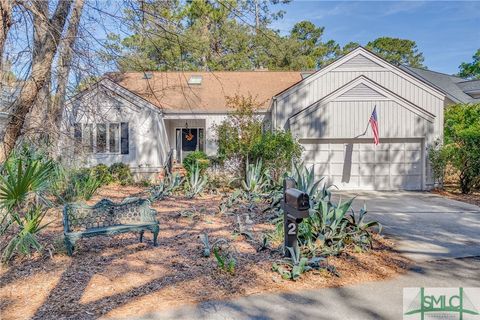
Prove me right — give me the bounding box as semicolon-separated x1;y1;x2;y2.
186;164;207;198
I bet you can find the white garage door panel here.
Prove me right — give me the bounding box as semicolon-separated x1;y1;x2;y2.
301;139;423;190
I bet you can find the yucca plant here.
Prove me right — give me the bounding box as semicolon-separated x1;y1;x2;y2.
186;164;207;198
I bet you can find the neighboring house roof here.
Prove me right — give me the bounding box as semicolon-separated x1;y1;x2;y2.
457;79;480;93
399;65;480;103
106;71;303;113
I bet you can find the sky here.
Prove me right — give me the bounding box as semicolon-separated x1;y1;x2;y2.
271;1;480;75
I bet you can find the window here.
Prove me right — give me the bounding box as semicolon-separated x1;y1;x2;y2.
84;124;94;153
96;124;107;153
74;122;129;154
109;123;119;153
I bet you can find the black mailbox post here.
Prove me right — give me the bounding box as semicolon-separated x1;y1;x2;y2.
282;178;310;257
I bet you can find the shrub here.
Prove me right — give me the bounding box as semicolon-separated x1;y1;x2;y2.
183;151;209;176
441;103;480;193
60;168;103;202
214;94;264;168
250;131;303;180
109;162;133;185
92;164;113;185
428;140;448;186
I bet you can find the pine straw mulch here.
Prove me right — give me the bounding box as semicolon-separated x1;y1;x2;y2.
0;184;410;320
432;187;480;207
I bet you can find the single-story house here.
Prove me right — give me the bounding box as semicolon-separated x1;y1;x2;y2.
63;47;480;190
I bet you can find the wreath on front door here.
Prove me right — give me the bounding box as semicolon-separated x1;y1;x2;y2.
186;131;194;141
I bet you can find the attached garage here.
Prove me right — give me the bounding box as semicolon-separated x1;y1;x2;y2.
301;138;423;190
271;47;446;191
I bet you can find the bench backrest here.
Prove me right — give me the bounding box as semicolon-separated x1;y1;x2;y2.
63;198;157;233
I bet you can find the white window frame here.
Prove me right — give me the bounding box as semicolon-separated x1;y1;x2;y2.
75;122;122;154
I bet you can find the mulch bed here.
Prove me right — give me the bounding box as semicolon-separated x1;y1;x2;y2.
0;185;409;320
432;187;480;207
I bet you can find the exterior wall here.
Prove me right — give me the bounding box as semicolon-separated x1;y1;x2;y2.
290;100;434;140
63;84;169;177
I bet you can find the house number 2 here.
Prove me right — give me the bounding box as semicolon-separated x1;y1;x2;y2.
287;222;296;235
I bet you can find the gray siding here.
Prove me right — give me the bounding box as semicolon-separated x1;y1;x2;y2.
290;100;433;140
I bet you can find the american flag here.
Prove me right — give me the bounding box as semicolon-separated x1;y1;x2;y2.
369;106;380;145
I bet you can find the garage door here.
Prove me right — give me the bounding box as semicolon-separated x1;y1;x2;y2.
301;139;423;190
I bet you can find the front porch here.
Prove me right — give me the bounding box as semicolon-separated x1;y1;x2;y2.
164;118;206;164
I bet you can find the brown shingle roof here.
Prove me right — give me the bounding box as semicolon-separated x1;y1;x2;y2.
108;71;303;113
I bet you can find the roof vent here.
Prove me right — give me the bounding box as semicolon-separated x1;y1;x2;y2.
143;72;153;79
188;75;203;85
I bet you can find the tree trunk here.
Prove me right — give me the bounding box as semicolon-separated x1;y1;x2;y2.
49;0;85;146
0;0;73;162
0;0;12;74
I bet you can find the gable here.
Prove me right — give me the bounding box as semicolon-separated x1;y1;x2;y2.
337;83;387;100
67;79;163;115
273;47;445;101
335;53;384;71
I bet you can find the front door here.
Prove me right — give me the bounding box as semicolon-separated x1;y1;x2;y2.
176;128;204;162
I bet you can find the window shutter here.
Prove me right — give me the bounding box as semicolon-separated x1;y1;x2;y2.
121;122;129;154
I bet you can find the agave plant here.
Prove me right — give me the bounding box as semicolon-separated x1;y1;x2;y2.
346;203;382;251
292;162;323;199
242;159;269;195
186;164;207;198
298;196;381;255
149;172;183;201
272;245;326;281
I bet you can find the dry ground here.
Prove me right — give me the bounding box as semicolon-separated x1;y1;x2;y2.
0;185;409;320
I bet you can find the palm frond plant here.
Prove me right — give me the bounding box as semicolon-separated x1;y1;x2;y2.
186;164;207;198
0;153;56;263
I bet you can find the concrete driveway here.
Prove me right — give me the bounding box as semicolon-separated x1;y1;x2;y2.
333;191;480;262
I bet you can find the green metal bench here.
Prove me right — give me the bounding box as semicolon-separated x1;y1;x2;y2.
63;198;159;256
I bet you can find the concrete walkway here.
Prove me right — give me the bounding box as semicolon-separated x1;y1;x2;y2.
118;192;480;320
